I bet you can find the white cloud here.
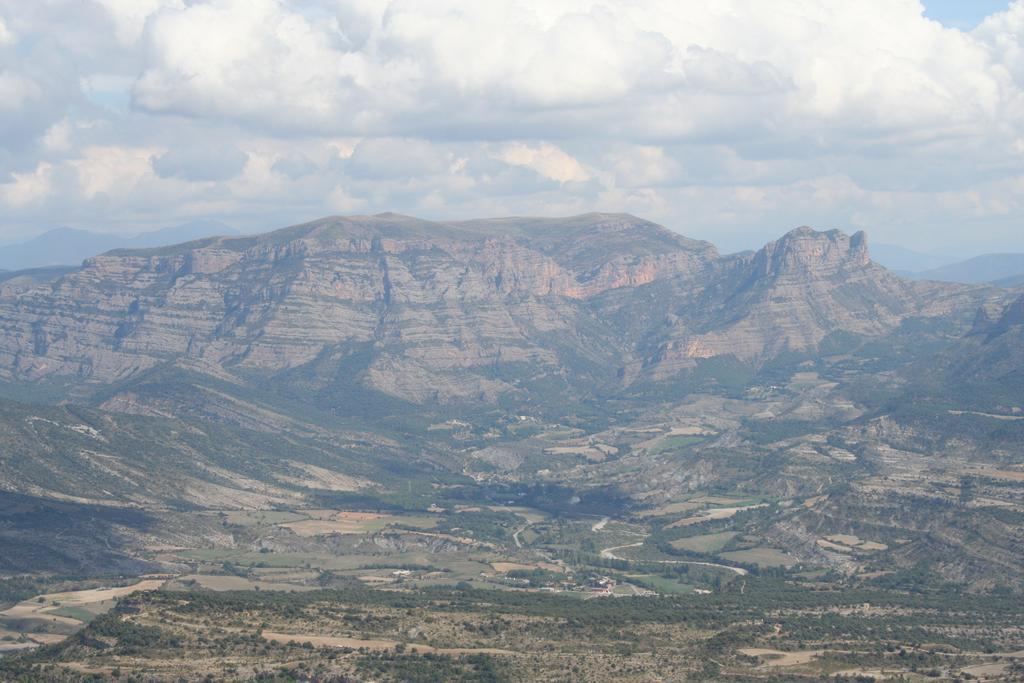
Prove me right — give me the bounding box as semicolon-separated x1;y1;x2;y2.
272;152;317;179
133;0;378;132
0;17;14;45
151;143;249;182
70;146;157;199
603;145;679;188
95;0;184;45
0;71;41;111
0;162;53;206
123;0;1019;143
495;143;590;183
42;118;73;153
346;138;453;180
2;0;1024;253
327;185;367;213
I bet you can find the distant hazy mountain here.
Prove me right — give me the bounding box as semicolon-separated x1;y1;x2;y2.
0;266;76;286
0;219;237;271
913;253;1024;285
871;243;953;273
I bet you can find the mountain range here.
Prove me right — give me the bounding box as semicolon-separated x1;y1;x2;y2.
872;245;1024;286
0;212;1021;593
913;252;1024;286
0;213;999;422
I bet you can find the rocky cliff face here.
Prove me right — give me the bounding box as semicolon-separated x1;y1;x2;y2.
928;293;1024;411
0;213;983;408
633;226;983;378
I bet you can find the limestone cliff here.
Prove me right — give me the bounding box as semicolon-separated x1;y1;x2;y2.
0;213;984;407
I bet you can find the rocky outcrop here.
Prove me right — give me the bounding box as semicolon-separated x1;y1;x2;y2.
0;213;985;406
640;226;983;376
927;293;1024;413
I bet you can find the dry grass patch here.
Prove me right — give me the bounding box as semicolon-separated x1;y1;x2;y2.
261;631;514;655
818;534;888;553
666;503;767;529
0;579;167;630
719;547;796;568
636;501;702;517
739;648;821;667
670;532;737;554
490;562;563;574
666;426;715;436
949;410;1024;421
175;575;317;592
969;467;1024;482
543;443;618;461
279;511;437;537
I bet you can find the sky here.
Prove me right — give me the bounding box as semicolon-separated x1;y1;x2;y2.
924;1;1012;29
1;1;1024;255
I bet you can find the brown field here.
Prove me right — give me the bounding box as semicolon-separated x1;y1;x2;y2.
789;372;825;386
1;579;165;621
274;462;371;492
816;539;854;553
719;547;796;567
543;443;618;461
670;531;737;554
279;519;373;536
336;511;387;521
32;580;166;607
488;506;548;524
279;511;437;537
970;467;1024;482
949;410;1024;421
223;510;307;526
261;631;515;655
490;562;564;574
0;642;39;653
23;634;68;645
961;661;1011;678
402;530;494;548
693;495;752;505
666;426;714;436
666;503;768;529
636;501;702;517
739;648;821;667
821;534;888;552
174;575;318;592
250;568;321;582
357;576;396;584
0;579;167;633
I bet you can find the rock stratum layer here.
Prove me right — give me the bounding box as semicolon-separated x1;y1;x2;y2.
0;213;986;405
